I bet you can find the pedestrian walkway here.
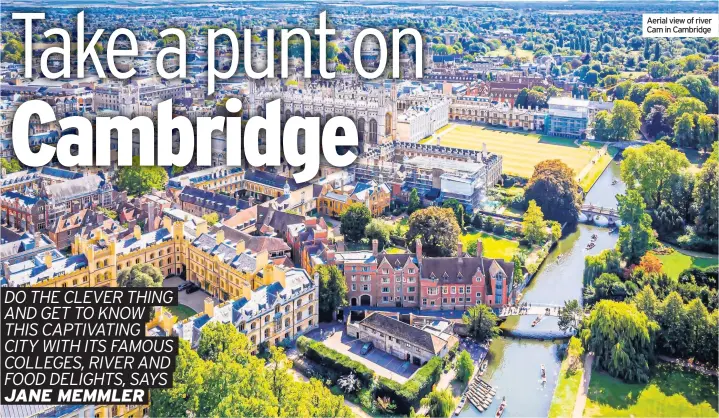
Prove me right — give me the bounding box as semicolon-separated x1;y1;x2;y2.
571;353;594;418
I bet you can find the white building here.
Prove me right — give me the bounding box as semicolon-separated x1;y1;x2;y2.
396;97;450;143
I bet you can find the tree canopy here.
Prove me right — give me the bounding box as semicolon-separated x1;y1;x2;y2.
462;303;500;343
581;300;658;383
117;156;169;196
406;207;461;257
117;263;164;287
339;203;372;242
316;265;348;321
525;160;582;225
620;141;690;208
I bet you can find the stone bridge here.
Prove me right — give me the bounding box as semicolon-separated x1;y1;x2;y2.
498;303;563;318
581;204;619;225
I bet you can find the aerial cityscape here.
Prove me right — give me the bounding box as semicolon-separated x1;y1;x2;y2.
0;0;717;417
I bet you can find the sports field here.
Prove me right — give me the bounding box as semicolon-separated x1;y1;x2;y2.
427;124;600;178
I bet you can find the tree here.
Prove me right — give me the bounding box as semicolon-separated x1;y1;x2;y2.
632;285;660;321
557;299;583;333
566;336;585;374
364;219;392;250
525;160;581;225
645;105;671;139
620;141;690;208
197;321;252;363
522;200;547;245
581;300;658;383
638;253;663;274
462;303;500;343
583;249;622;285
420;389;455;418
117;156;169;196
149;340;206;417
202;212;220;225
617;190;656;264
676;74;716;109
442;199;465;230
455;350;475;383
0;158;23;174
340;203;372;242
407;188;422;214
652;203;684;237
592;111;612;141
667;97;707;125
696;114;717;152
673;112;696;148
116;263;163;287
406;207;461;257
656;292;687;356
317;265;348;321
152;335;353;418
693;148;718;239
608;100;641;141
641;90;674;117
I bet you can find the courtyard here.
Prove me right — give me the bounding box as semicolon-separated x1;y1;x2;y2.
422;123;600;178
305;327;419;383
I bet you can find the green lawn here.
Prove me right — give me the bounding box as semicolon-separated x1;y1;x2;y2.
584;364;718;417
549;357;584;418
167;304;197;321
460;229;522;261
655;250;718;280
433;124;598;178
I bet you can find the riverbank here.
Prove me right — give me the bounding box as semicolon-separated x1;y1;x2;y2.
583;363;718;417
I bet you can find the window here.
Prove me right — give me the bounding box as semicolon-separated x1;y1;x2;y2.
362;284;370;292
408;286;416;292
351;284;356;291
442;287;448;294
451;298;455;304
451;286;456;294
382;277;389;283
382;287;390;293
422;298;427;306
476;292;482;299
459;287;464;294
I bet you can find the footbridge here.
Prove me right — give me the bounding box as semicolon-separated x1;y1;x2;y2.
580;204;619;225
498;303;563;318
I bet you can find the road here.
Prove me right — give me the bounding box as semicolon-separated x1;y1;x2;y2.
572;353;594;418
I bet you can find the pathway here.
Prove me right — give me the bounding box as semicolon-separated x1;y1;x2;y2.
571;353;594;418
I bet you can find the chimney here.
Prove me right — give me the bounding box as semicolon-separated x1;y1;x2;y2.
147;201;156;232
458;241;463;257
44;252;53;269
133;225;142;240
415;239;423;265
215;229;225;245
477;239;484;258
372;239;378;256
203;297;214;318
235;239;246;255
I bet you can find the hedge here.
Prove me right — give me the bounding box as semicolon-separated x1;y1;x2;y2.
296;336;375;387
375;356;443;414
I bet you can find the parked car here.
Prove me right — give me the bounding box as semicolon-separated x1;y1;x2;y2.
186;283;200;294
178;281;191;291
360;342;374;355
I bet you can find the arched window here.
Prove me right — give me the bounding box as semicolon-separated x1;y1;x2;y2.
369;119;378;144
357;118;366;142
385;113;392;136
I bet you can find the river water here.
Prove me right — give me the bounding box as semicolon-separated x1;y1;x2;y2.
458;162;622;417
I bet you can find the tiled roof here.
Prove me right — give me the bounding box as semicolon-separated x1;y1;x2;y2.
360;312;445;354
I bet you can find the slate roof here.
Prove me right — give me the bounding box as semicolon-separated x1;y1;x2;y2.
43;174;108;201
244;170;300;190
420;255;513;284
179;186;248;215
174;268;316;347
360;312;446;354
7;250;88;287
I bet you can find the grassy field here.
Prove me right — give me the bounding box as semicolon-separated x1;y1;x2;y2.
583;364;718;417
432;124;598;178
167;304;197;320
549;357;585;418
460;229;522;261
655;250;718;280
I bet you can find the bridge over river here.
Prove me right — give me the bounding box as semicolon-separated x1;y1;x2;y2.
498;304;562;318
579;204;619;225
